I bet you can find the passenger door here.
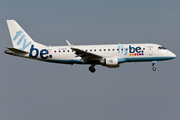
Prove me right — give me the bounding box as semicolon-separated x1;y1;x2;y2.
148;46;153;55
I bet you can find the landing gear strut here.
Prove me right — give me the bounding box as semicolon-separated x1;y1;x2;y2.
152;63;156;71
89;64;96;73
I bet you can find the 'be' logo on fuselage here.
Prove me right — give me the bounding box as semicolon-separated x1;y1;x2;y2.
29;45;49;59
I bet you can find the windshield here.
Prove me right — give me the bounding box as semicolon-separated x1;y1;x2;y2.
158;46;167;50
162;46;167;49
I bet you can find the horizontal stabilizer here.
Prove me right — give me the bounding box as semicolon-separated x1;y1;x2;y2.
6;47;29;54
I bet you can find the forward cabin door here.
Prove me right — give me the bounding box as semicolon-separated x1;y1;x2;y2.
148;46;153;55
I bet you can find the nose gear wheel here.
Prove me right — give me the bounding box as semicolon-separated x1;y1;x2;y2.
152;63;156;71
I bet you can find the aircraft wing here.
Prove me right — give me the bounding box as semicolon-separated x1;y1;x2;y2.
66;40;102;62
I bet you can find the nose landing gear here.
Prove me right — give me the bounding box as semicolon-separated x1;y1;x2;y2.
152;66;156;71
152;61;157;71
89;64;96;73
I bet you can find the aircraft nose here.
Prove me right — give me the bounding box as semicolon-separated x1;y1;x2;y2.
169;51;176;59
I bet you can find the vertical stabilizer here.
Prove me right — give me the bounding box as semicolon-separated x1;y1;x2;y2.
7;20;46;52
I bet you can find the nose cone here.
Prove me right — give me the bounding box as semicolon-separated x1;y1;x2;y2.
169;51;176;59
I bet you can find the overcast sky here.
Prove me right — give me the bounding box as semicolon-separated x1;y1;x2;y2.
0;0;180;120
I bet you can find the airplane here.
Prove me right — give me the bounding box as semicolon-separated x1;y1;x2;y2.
4;20;176;73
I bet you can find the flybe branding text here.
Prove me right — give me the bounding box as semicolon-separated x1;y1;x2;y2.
14;30;50;59
117;45;144;56
13;30;32;50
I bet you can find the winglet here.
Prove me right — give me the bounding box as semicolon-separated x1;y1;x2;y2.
66;40;73;48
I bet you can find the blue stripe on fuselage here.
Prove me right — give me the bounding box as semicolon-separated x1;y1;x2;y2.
44;56;173;64
125;57;173;62
47;59;83;64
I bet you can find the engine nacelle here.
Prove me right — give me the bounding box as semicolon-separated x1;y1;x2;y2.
100;57;119;68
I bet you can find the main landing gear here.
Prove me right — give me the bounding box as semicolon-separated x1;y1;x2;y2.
152;63;156;71
89;64;96;73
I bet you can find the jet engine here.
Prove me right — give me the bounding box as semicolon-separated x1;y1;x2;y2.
100;57;119;68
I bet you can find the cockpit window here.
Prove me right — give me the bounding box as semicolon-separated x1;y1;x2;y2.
162;46;167;49
158;46;167;50
158;47;162;50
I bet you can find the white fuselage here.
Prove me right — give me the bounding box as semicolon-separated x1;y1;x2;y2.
21;43;176;65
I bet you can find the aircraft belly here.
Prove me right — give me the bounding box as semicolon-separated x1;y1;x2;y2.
44;53;82;64
126;56;172;62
